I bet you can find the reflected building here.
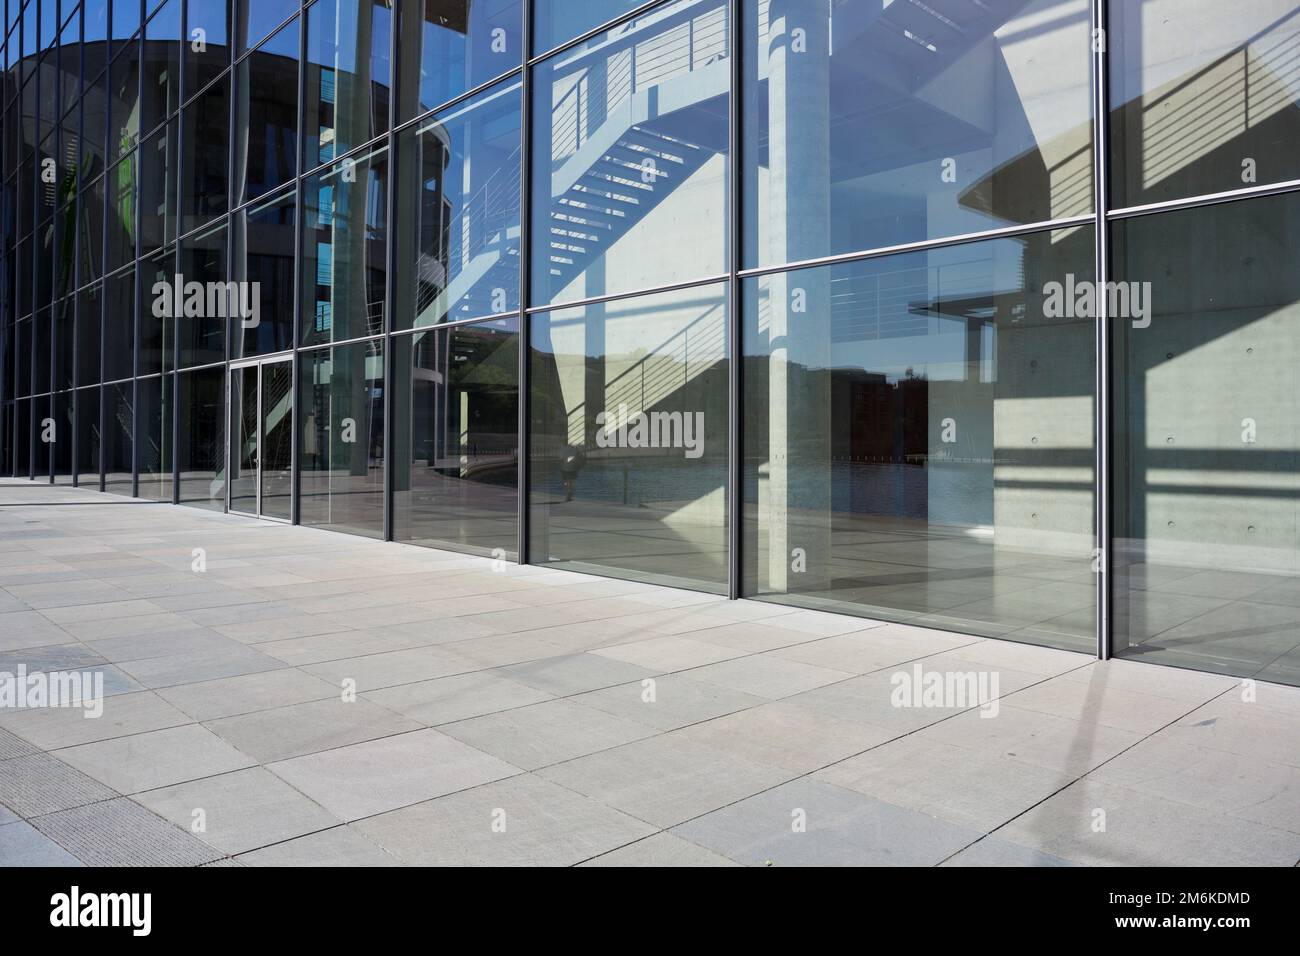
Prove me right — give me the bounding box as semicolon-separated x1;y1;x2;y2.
4;0;1300;686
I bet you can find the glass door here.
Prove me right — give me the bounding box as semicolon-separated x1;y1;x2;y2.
229;358;294;519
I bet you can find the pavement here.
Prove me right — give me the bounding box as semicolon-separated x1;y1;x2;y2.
0;478;1297;867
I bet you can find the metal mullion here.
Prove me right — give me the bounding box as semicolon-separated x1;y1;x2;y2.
517;0;531;565
382;0;398;542
726;0;740;601
1092;0;1111;661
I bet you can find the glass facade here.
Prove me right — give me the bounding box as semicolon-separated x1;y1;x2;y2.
3;0;1299;687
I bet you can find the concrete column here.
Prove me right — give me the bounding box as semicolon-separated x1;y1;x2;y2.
765;0;833;593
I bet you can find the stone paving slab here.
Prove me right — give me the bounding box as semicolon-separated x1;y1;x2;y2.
1;479;1299;867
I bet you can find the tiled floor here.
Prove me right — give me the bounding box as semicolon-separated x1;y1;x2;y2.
0;478;1298;867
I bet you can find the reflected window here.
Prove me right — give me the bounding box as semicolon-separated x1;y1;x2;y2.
304;0;392;171
186;0;232;100
232;187;296;358
743;226;1096;650
530;283;729;591
533;0;645;55
77;282;104;387
393;318;519;557
142;0;183;129
76;386;102;488
103;267;136;382
52;392;74;484
236;0;296;54
110;38;141;161
140;119;179;255
745;0;1092;269
531;0;730;306
178;366;225;508
1110;1;1300;208
393;79;521;330
299;338;386;537
1114;193;1300;681
136;374;173;500
104;380;134;493
179;218;229;367
180;73;229;232
139;245;176;375
106;152;137;273
234;15;299;204
395;0;521;120
301;145;388;346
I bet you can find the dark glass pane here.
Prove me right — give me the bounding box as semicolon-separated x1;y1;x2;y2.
178;217;228;367
303;0;391;171
86;1;110;44
180;72;229;232
530;283;729;591
745;0;1092;269
533;0;644;55
301;144;388;346
77;282;104;386
139;245;176;375
14;399;30;476
109;37;141;161
1110;1;1300;208
177;364;225;508
34;395;51;479
52;390;73;483
395;0;521;121
393;319;519;557
299;338;385;536
393;79;521;330
105;151;137;272
136;373;173;499
139;118;179;254
234;15;298;204
531;0;729;306
185;0;231;99
34;307;50;393
743;225;1096;650
232;186;295;357
104;379;134;492
54;297;74;390
1114;193;1300;684
142;0;182;129
235;0;296;54
78;173;106;283
113;0;142;44
75;385;102;487
80;72;109;171
16;320;31;396
103;266;136;381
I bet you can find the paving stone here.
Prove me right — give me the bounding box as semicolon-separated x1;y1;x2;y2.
0;820;85;866
0;727;40;759
31;797;222;866
0;753;117;816
578;832;741;867
267;729;521;821
236;826;401;866
673;778;984;866
441;699;656;771
689;655;854;699
206;697;423;763
55;724;257;794
940;837;1080;867
574;674;765;732
363;671;555;726
496;653;659;696
156;668;339;721
355;775;656;866
302;647;475;693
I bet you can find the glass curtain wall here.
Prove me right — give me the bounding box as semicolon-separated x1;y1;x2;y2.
3;1;1300;684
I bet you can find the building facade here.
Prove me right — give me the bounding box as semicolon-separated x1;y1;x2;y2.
2;0;1299;686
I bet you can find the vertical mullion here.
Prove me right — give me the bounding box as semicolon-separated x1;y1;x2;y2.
516;0;531;564
726;0;740;600
1092;0;1111;661
382;0;397;542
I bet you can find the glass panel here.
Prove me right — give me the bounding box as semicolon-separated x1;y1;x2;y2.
180;72;229;232
744;0;1092;270
54;297;74;391
104;379;134;493
105;151;137;273
301;144;388;346
393;318;519;557
136;373;173;499
1110;1;1300;208
260;359;294;518
395;0;521;121
234;14;299;204
303;0;391;171
532;0;644;56
76;386;102;487
139;245;176;375
232;186;295;357
77;283;104;387
229;362;258;510
78;175;106;283
178;217;228;367
16;320;30;396
52;392;74;485
1114;193;1300;684
298;340;383;535
743;226;1096;650
103;267;136;382
109;38;141;161
140;119;179;255
14;399;30;477
34;307;50;393
113;0;142;46
178;365;226;508
393;79;521;330
529;283;729;591
185;0;231;99
142;0;182;129
531;0;730;306
34;395;51;479
236;0;296;54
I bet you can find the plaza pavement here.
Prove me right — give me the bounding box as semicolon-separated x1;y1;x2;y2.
0;478;1297;867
